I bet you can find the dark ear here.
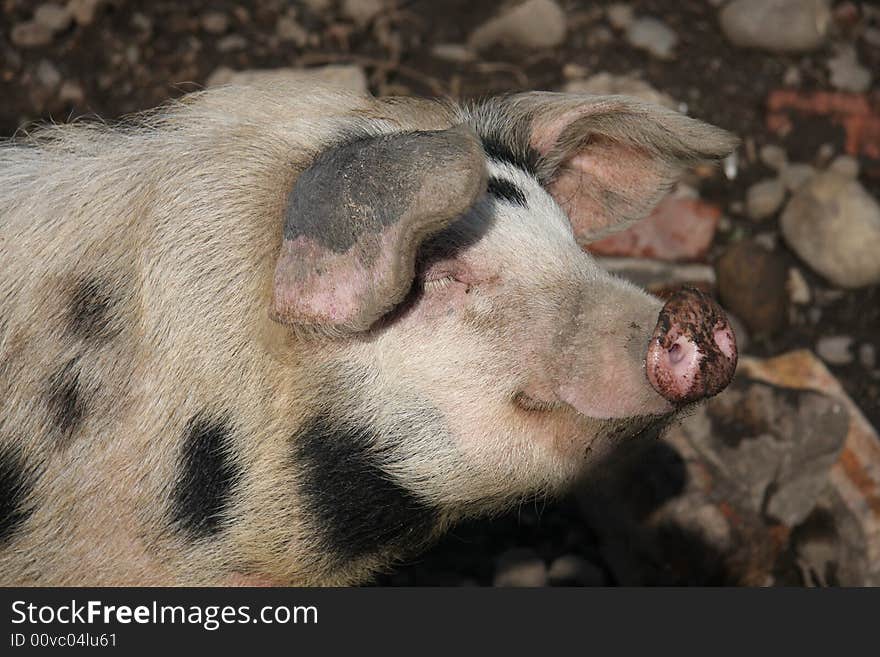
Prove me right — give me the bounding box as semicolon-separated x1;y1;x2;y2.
475;92;738;243
271;126;487;333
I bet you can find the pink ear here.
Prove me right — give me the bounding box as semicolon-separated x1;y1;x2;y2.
521;94;737;244
271;126;486;333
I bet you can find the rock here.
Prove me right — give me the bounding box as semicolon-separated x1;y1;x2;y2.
746;178;786;221
783;65;802;87
207;65;369;95
34;59;61;89
200;11;229;35
586;192;720;261
547;555;605;586
58;80;85;104
787;267;811;305
865;27;880;48
740;350;880;585
430;43;475;63
341;0;385;26
780;171;880;288
11;21;54;48
859;344;876;370
716;239;788;335
827;46;872;93
34;3;73;33
780;163;815;191
493;548;547;587
468;0;566;51
216;34;247;52
719;0;831;53
828;155;859;179
816;336;854;366
606;3;634;30
276;16;307;46
67;0;102;26
562;72;678;110
595;257;716;297
759;144;788;171
625;16;678;59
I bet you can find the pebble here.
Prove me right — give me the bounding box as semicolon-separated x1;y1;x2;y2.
216;34;247;52
828;155;859;179
780;163;815;191
606;3;634;30
67;0;102;26
746;178;786;221
827;46;872;93
787;267;811;305
35;59;61;89
780;171;880;288
563;72;678;110
493;548;548;587
11;21;54;48
625;16;678;59
469;0;567;51
207;65;369;95
430;43;475;63
58;80;85;104
719;0;831;52
859;344;876;370
760;144;788;171
276;16;307;46
816;336;854;366
34;3;72;33
547;555;606;586
200;11;229;35
716;239;788;335
341;0;385;26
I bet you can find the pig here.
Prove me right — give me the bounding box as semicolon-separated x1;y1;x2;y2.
0;79;738;586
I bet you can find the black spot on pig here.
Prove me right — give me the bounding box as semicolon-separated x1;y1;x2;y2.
293;416;437;563
47;358;87;447
0;446;37;546
172;413;242;539
67;277;121;345
480;134;540;177
487;177;527;207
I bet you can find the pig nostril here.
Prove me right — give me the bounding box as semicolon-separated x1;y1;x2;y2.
668;342;683;364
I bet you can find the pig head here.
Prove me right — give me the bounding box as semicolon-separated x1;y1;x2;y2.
0;82;737;585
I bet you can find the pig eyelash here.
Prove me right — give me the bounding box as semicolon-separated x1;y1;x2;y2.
422;276;457;291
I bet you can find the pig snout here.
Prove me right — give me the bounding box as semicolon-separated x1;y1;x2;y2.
646;288;737;405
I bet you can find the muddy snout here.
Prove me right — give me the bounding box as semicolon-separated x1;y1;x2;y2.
646;287;737;405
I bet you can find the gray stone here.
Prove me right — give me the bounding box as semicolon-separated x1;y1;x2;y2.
759;144;788;171
200;11;229;35
67;0;102;26
816;336;854;366
11;21;54;48
469;0;567;51
780;162;815;191
207;65;369;95
606;3;634;30
276;16;307;46
493;548;548;587
828;155;859;179
719;0;831;53
828;46;872;93
563;73;678;110
341;0;385;26
34;3;72;33
58;80;85;104
547;555;606;586
216;34;247;52
746;178;786;221
859;344;876;370
780;172;880;288
786;267;811;305
34;59;61;89
625;17;678;59
430;43;475;63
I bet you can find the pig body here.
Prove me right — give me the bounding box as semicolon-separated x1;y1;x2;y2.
0;80;737;585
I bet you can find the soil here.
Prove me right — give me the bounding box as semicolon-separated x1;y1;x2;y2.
2;0;878;585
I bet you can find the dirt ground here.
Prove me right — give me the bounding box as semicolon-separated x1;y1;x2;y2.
2;0;878;585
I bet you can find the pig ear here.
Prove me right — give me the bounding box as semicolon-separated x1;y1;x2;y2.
271;126;487;333
497;93;738;244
